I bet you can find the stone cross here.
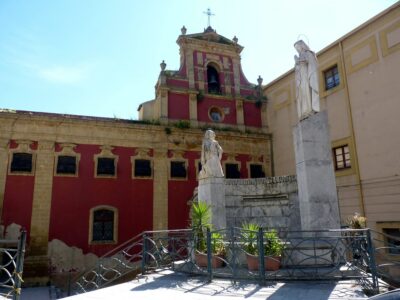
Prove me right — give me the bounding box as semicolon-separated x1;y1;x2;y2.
203;8;215;27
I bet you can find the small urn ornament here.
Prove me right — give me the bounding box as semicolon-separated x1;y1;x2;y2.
160;60;166;71
181;26;187;35
233;36;238;45
257;75;263;86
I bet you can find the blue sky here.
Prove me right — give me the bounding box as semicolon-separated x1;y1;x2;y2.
0;0;397;119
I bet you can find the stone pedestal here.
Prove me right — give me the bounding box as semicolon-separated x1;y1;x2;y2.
293;111;340;231
198;177;226;230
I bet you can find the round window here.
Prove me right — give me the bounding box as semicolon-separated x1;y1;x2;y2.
209;107;224;122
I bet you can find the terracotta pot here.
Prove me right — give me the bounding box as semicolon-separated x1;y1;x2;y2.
195;252;224;268
265;256;281;271
246;253;281;271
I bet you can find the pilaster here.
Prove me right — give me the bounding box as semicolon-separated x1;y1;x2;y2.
29;140;55;256
185;49;195;89
0;138;9;222
261;102;269;133
159;88;169;125
235;99;245;132
189;93;198;127
232;58;240;95
152;148;168;230
24;140;54;284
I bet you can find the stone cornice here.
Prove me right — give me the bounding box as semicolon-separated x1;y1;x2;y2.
0;111;271;155
178;37;242;56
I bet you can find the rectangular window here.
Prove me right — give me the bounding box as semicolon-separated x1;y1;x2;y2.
134;159;152;177
333;145;351;170
10;153;33;173
56;155;77;175
97;157;115;176
92;209;114;241
250;164;265;178
170;161;186;178
324;65;340;90
383;228;400;255
225;163;240;179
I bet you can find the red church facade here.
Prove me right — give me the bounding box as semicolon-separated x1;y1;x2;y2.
0;26;271;283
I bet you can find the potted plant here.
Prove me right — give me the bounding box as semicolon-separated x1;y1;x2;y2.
346;212;367;260
241;223;284;271
191;202;225;268
264;229;284;271
241;222;260;271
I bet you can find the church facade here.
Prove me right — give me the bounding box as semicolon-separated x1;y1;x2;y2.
0;2;399;282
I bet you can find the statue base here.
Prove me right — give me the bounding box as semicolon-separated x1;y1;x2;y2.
293;111;340;231
198;177;226;230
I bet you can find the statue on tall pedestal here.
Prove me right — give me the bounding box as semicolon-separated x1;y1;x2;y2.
199;129;224;179
294;40;320;120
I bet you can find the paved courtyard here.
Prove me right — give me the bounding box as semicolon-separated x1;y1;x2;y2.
60;270;367;300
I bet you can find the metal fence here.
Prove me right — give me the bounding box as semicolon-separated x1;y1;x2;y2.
73;227;383;295
370;229;400;290
180;228;379;294
0;231;26;300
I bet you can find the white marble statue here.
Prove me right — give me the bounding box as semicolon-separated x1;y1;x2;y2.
294;40;320;120
199;129;224;179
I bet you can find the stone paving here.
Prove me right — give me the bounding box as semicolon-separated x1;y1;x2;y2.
62;269;368;300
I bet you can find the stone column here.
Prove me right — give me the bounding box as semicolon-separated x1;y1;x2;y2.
293;111;340;231
0;138;9;225
25;140;55;284
152;148;168;230
198;177;226;230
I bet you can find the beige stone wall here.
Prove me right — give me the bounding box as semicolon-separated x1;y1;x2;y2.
265;74;297;176
264;3;400;230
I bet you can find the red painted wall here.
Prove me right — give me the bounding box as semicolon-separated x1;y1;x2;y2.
168;92;190;120
48;144;153;256
168;151;199;230
197;97;237;125
2;141;37;240
166;78;189;89
243;102;262;128
2;176;35;238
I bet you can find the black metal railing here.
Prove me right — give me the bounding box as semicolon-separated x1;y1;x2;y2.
370;229;400;290
73;228;385;295
0;231;26;300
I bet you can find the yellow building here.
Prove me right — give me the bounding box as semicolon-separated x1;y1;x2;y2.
264;2;400;236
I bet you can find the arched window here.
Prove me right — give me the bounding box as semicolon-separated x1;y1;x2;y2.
207;65;220;94
90;207;118;243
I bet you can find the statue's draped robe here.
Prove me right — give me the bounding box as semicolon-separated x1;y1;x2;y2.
199;139;224;179
295;50;320;120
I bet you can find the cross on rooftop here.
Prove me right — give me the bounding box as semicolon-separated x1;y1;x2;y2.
203;8;215;27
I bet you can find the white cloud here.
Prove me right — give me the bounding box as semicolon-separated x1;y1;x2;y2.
38;64;90;84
